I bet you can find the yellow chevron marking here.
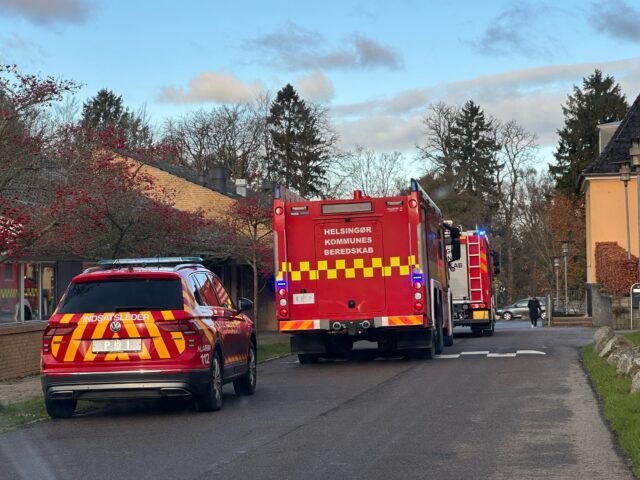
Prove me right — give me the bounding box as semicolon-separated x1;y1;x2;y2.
84;319;110;362
51;335;63;357
144;313;170;359
60;313;74;324
64;321;88;362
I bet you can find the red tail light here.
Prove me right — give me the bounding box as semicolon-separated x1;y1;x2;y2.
43;324;77;339
158;321;197;335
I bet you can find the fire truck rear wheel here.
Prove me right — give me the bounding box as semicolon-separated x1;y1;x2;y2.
411;348;432;360
298;354;319;364
483;321;495;336
444;332;454;347
435;320;444;355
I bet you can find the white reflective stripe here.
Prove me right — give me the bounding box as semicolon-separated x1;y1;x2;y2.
460;351;490;355
487;353;517;358
380;316;389;326
516;350;546;355
434;354;460;359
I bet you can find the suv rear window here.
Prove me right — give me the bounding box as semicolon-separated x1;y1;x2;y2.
58;278;183;313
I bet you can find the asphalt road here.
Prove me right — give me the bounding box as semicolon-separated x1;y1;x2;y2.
0;322;634;480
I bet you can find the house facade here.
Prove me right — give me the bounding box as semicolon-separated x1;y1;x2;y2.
580;93;640;286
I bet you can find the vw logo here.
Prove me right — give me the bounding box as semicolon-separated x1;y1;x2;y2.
110;321;122;333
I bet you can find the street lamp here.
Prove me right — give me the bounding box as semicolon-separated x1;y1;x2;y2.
553;256;561;307
630;138;640;279
620;163;632;260
562;242;570;315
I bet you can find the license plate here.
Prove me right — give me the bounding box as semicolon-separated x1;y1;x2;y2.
92;338;142;353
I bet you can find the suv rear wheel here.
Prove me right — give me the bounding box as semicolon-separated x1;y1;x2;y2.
233;342;257;396
502;311;513;321
45;398;76;419
197;350;223;412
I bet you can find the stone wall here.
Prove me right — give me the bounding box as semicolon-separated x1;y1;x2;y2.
0;322;46;381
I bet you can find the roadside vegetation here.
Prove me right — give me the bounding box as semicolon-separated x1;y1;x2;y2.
257;340;290;362
582;332;640;477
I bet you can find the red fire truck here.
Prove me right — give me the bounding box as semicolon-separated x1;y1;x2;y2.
446;228;499;335
272;179;461;363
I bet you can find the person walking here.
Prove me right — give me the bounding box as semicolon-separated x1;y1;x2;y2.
528;295;542;328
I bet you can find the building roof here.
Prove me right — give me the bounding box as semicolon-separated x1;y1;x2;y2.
582;93;640;176
117;154;238;221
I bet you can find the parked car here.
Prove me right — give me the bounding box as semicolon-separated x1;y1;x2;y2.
496;297;546;321
41;257;256;418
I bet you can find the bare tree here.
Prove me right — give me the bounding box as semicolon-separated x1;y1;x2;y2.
335;147;407;198
417;102;459;175
163;104;264;184
495;120;538;302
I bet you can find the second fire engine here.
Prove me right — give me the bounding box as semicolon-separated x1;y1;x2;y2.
446;228;499;335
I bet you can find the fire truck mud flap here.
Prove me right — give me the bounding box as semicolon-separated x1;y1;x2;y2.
378;328;432;352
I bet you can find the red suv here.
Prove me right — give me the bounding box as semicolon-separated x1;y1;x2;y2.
41;257;256;418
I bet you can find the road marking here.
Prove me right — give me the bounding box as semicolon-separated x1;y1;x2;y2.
435;350;547;359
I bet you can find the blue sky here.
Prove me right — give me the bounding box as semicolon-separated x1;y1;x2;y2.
1;0;640;168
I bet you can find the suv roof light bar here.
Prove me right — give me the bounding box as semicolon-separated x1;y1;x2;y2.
97;257;204;268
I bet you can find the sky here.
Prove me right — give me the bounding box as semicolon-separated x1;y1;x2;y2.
1;0;640;173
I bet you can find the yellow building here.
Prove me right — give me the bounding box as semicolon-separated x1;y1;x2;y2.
581;94;640;285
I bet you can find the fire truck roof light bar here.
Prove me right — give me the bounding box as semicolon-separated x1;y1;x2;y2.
97;257;204;268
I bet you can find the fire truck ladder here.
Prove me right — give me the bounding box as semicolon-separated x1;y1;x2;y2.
467;234;483;303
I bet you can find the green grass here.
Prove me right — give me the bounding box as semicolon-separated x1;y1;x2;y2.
0;397;48;433
582;345;640;476
257;341;291;362
0;398;96;433
625;331;640;346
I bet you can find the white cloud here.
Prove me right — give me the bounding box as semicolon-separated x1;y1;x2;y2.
332;57;640;151
0;0;91;25
246;23;402;71
157;72;263;104
295;70;335;102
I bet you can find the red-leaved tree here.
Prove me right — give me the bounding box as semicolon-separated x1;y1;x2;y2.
212;197;273;327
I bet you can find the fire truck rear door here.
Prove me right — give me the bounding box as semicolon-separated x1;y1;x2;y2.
314;220;386;316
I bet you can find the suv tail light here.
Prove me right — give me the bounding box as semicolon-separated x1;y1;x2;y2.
158;321;197;336
43;324;77;354
43;324;77;339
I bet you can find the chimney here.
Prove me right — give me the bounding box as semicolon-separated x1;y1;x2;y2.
211;165;227;193
235;179;247;197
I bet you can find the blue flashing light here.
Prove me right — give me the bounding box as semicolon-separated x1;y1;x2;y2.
276;280;287;288
412;273;424;282
478;230;486;236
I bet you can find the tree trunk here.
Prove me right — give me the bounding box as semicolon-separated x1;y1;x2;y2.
251;256;259;336
507;229;514;303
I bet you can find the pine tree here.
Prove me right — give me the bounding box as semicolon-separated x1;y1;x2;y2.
448;100;501;226
81;89;152;149
550;70;628;194
267;84;334;198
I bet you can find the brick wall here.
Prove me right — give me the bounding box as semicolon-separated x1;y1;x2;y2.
0;322;45;381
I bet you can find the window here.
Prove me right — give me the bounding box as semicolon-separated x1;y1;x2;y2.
58;278;183;313
210;274;234;309
3;264;12;281
193;273;221;307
